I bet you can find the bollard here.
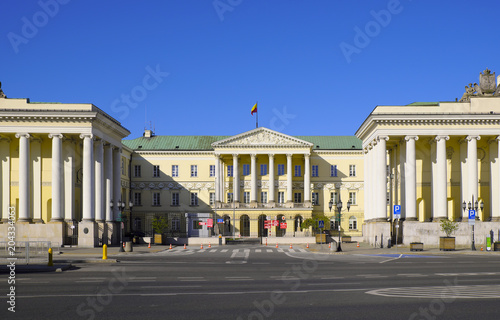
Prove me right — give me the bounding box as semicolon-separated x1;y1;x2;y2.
48;248;53;266
102;244;108;260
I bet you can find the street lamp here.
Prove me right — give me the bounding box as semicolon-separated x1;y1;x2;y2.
462;196;483;251
111;200;126;252
128;200;134;232
329;197;351;252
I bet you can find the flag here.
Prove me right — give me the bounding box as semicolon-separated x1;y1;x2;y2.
251;103;257;115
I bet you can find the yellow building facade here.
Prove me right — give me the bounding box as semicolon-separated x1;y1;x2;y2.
123;127;365;241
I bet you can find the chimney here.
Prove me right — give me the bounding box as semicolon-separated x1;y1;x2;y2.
144;129;153;138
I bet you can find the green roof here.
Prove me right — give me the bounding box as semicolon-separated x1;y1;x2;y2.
406;102;439;106
122;135;362;151
296;136;362;150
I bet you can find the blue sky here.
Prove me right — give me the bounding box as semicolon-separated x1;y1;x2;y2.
1;0;499;138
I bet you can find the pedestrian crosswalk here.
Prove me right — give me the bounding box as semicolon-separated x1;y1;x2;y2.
158;247;308;255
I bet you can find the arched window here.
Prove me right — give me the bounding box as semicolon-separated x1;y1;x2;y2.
349;216;357;230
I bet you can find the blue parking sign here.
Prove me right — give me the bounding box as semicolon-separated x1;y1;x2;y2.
468;210;476;225
394;205;401;219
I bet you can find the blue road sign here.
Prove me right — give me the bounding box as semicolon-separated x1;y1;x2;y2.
318;220;324;228
468;210;476;225
394;205;401;219
217;219;224;224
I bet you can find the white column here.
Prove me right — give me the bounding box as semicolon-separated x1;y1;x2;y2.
220;158;225;201
0;137;11;221
375;136;388;220
113;147;121;220
268;154;275;203
215;155;220;203
363;148;370;221
286;154;293;202
49;134;64;221
304;154;311;202
94;139;104;222
467;135;480;213
399;139;406;219
370;142;377;221
434;136;449;220
405;136;418;221
233;154;239;202
250;154;257;203
16;133;31;222
31;137;42;222
64;139;75;221
104;144;113;222
80;134;95;221
494;137;500;221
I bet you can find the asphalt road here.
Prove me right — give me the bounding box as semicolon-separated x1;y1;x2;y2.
3;245;500;320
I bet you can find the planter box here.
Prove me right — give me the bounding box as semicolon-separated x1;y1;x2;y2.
439;237;455;251
154;234;164;245
494;242;500;252
410;242;423;251
342;236;352;243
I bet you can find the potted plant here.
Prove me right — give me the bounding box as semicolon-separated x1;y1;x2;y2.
152;215;168;245
439;219;459;251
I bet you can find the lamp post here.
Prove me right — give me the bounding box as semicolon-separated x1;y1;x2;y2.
329;197;351;252
129;200;134;232
462;196;483;251
112;200;126;252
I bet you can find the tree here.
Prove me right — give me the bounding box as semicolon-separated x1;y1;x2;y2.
440;219;459;237
152;215;168;235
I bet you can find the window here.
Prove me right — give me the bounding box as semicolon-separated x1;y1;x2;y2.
227;165;233;177
349;165;356;177
193;220;202;230
121;159;125;175
209;165;215;177
190;192;198;206
243;164;250;176
172;165;178;177
152;192;161;206
295;165;301;177
171;218;180;231
153;165;160;178
134;192;142;206
278;192;285;204
209;192;215;205
349;216;357;230
191;165;198;177
260;164;267;176
349;192;357;205
134;165;141;177
133;217;141;231
243;192;250;204
261;191;267;203
330;218;339;231
294;192;302;203
227;192;233;203
312;165;318;177
312;192;319;205
171;192;179;206
330;192;338;205
278;164;285;176
331;165;337;177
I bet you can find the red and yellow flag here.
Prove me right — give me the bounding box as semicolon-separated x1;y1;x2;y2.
251;103;257;115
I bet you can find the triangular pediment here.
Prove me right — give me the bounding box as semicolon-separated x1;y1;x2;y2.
212;127;313;148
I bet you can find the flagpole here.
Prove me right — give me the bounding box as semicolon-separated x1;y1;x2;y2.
256;101;258;128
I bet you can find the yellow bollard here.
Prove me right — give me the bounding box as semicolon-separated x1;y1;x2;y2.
48;248;53;266
102;244;108;260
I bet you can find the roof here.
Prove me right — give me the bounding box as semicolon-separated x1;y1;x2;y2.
122;135;362;151
406;102;440;106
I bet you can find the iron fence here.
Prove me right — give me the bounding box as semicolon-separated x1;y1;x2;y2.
0;241;52;265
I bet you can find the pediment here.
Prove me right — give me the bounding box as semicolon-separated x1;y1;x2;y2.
212;127;313;148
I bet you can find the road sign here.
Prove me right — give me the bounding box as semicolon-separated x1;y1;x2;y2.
199;222;206;226
280;222;287;229
468;210;476;226
264;220;272;229
281;216;286;220
207;219;213;228
318;220;324;228
217;219;223;224
394;205;401;219
272;220;279;227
